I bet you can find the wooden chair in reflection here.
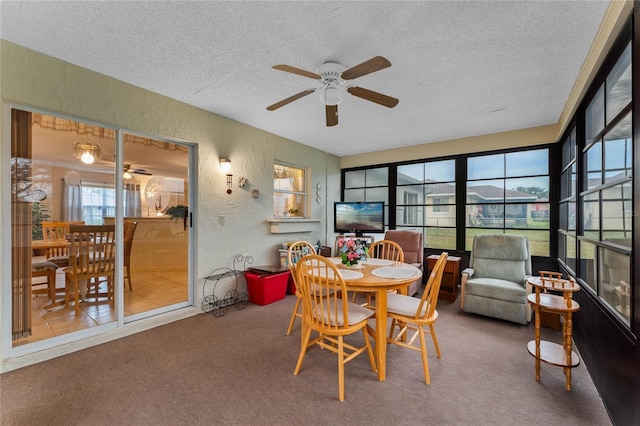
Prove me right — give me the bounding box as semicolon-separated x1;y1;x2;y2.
294;254;377;401
41;221;85;267
64;225;116;315
31;261;59;303
386;251;448;385
124;221;138;291
285;241;316;336
144;228;160;239
170;230;188;242
352;239;404;305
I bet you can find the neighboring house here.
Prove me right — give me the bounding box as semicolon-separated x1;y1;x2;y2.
466;185;539;227
396;176;547;228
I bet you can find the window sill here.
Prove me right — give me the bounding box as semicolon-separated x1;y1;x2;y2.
267;218;321;233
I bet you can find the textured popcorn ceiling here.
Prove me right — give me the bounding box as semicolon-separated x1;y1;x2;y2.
0;1;611;156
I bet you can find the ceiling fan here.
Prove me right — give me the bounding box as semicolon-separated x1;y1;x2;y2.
95;159;153;178
123;163;152;177
267;56;399;127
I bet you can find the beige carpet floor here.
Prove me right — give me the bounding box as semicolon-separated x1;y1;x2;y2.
0;294;612;425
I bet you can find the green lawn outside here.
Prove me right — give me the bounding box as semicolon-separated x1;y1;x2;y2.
422;226;550;256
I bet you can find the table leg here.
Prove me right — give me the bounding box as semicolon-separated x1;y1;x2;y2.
80;279;88;300
564;311;573;391
375;287;388;382
534;304;541;381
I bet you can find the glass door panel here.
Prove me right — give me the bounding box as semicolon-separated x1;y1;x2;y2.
9;110;192;348
121;134;190;318
11;110;117;347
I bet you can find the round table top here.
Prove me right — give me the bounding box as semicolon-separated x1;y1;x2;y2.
327;257;422;291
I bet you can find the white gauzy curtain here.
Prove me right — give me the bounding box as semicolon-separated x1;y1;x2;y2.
62;171;83;222
124;183;142;217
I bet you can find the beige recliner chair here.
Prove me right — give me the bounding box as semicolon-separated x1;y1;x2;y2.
385;230;424;296
461;234;532;325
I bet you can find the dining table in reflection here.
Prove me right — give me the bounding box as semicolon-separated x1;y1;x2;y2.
32;238;70;251
328;257;423;382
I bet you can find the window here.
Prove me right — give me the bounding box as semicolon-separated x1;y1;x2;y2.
81;183;116;224
466;148;550;256
397;159;456;249
403;192;418;224
559;127;577;273
343;167;389;228
578;40;632;325
274;163;306;217
432;197;450;213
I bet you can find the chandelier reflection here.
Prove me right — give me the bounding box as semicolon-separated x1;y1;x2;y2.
73;141;101;165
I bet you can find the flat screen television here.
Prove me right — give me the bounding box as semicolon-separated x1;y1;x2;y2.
334;201;385;236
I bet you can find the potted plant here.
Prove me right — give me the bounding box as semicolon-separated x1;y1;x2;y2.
164;204;188;230
164;204;188;220
288;208;300;217
31;202;51;240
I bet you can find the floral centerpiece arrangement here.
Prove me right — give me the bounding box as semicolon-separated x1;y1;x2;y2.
338;237;369;267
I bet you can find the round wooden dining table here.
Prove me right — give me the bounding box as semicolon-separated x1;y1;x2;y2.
328;257;423;382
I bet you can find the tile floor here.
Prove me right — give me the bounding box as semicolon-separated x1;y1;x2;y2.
14;267;188;347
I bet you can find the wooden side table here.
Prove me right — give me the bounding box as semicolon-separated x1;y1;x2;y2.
527;276;580;391
428;255;461;302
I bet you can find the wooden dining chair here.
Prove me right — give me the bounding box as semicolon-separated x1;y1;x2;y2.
294;254;376;402
369;239;404;263
352;239;404;305
31;261;59;302
123;221;138;291
41;221;85;267
64;224;116;315
386;251;448;385
285;241;316;335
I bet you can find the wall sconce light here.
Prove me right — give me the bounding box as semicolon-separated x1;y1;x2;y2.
73;141;101;165
220;159;233;194
219;158;231;172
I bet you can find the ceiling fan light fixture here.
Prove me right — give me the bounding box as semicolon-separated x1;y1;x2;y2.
268;56;397;126
323;86;342;106
73;141;101;165
123;171;133;180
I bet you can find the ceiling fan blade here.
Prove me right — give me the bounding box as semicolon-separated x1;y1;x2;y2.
341;56;392;80
326;105;338;127
272;65;322;80
266;90;315;111
132;169;153;176
347;86;399;108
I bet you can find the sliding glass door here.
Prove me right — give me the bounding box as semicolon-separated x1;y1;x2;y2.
8;108;192;349
119;132;190;319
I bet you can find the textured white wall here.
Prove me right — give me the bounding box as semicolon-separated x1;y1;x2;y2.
0;41;340;366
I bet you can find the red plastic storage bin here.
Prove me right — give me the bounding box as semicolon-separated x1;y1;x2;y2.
286;274;297;295
245;270;290;305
